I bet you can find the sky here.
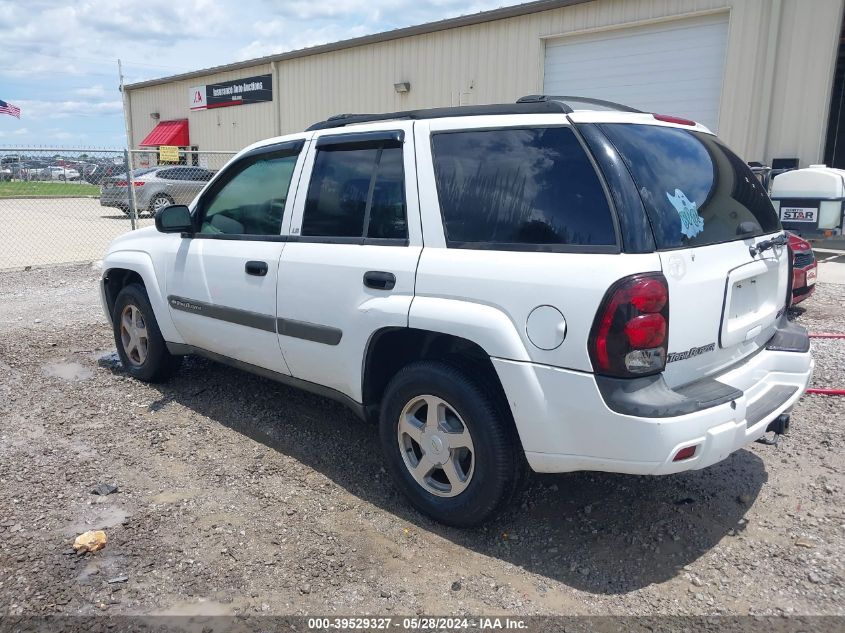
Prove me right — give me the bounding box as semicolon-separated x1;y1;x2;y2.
0;0;519;148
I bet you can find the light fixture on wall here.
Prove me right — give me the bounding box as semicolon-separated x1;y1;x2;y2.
394;82;411;94
150;112;160;120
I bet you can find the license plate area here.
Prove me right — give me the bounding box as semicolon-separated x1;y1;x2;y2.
721;258;782;348
805;268;817;286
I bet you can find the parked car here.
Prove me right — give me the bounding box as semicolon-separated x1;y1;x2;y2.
99;97;813;526
788;232;817;304
15;160;50;180
84;162;122;185
0;167;11;182
41;166;81;181
100;166;216;216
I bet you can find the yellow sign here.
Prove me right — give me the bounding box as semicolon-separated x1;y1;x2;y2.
159;145;179;162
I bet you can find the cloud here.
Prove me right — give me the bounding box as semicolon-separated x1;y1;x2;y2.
0;0;524;147
237;0;514;62
0;125;31;138
0;0;225;76
74;85;112;98
236;21;374;60
15;100;123;120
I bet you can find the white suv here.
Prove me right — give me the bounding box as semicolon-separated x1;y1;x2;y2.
101;96;814;526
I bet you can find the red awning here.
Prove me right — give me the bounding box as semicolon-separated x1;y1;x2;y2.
139;119;189;147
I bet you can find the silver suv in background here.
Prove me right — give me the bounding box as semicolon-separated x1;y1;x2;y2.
100;166;216;216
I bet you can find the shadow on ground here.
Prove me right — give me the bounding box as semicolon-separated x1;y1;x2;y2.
119;355;766;595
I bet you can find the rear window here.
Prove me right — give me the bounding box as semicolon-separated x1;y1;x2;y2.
600;124;780;249
430;127;616;250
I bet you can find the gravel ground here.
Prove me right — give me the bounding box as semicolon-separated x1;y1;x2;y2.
0;264;843;619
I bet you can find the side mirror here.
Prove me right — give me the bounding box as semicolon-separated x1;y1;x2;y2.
155;205;193;234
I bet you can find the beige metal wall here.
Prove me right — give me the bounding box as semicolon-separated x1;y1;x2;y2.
128;65;276;151
127;0;844;166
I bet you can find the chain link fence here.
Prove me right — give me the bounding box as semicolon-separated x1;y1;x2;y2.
0;147;236;270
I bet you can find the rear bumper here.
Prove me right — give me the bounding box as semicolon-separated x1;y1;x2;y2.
99;192;129;208
494;326;813;475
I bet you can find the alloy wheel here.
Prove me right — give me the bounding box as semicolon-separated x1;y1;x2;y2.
119;304;149;367
152;196;171;212
397;394;475;497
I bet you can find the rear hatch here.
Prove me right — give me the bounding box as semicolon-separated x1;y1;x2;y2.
599;122;787;388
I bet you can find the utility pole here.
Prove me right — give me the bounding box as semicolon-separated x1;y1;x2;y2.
118;59;139;230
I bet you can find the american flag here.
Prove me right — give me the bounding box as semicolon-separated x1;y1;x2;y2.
0;100;21;119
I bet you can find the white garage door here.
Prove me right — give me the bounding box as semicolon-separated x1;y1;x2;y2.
543;13;729;132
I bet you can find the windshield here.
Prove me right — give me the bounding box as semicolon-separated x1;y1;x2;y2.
600;124;780;250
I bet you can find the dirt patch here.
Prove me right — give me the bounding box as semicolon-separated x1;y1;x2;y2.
0;264;843;617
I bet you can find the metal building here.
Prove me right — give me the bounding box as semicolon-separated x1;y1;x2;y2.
124;0;845;168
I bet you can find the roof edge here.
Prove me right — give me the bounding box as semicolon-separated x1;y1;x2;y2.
125;0;587;90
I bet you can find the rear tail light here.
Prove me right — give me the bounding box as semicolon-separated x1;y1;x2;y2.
652;113;696;126
588;273;670;377
114;181;145;187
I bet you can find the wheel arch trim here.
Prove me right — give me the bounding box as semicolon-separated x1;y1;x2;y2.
408;297;531;362
102;250;184;344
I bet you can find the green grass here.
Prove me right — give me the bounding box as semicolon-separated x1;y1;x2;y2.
0;181;100;198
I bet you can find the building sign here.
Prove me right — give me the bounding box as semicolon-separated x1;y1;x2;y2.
159;145;180;162
187;74;272;111
189;86;207;110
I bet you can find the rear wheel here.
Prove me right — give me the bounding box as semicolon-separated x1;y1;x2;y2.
112;284;181;382
149;194;174;217
379;361;525;527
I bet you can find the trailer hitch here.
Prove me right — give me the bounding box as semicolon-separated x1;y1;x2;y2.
756;413;790;446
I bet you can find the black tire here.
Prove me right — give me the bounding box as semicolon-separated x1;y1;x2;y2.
112;283;182;382
379;360;526;527
149;194;174;217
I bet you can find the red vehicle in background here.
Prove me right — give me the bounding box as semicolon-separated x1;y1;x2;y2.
788;232;818;304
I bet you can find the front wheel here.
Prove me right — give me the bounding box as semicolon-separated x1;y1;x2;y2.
379;361;525;527
112;284;182;382
149;194;174;217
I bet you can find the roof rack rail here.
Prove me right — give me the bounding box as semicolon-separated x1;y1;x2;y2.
516;95;642;113
306;101;570;131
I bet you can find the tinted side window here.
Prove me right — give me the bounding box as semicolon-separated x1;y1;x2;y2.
179;168;213;181
200;153;298;236
431;127;616;249
600;124;780;249
302;143;407;240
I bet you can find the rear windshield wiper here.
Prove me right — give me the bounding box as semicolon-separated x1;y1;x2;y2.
749;233;787;257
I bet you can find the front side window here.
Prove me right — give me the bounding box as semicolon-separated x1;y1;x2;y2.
200;152;298;236
430;127;616;249
599;123;780;249
301;142;407;240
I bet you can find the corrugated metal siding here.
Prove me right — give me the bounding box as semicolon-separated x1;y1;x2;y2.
127;0;844;167
765;0;843;165
275;0;730;132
